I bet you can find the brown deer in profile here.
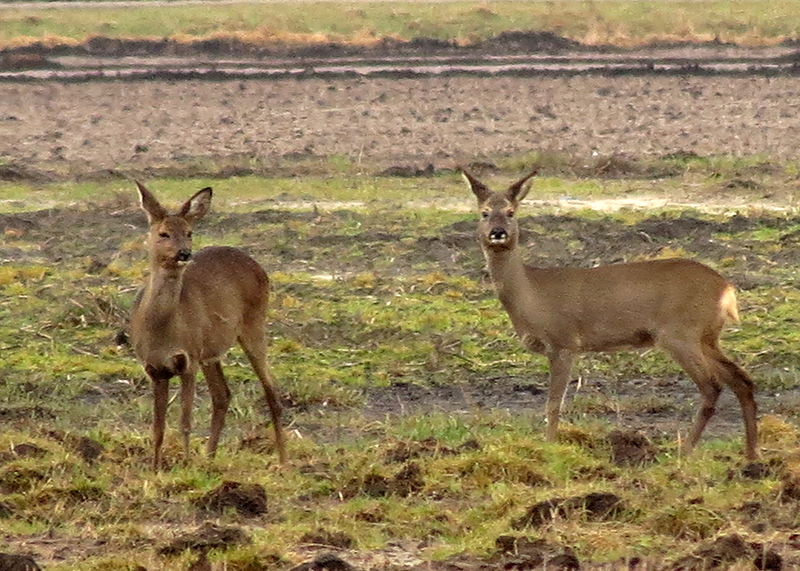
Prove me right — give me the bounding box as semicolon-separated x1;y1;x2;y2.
462;168;758;460
130;182;286;470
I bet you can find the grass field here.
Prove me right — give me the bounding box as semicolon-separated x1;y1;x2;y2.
1;0;799;49
1;165;800;569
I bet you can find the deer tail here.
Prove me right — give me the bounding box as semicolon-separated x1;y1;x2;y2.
720;283;740;324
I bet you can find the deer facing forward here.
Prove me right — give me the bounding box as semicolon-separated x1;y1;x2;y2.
462;169;758;460
130;182;286;470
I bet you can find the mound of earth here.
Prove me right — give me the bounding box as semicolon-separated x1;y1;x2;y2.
1;30;589;61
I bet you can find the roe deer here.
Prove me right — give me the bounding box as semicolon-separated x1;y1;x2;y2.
462;168;758;460
130;182;286;470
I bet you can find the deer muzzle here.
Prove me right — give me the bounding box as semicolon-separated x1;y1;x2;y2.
488;228;509;244
175;249;192;264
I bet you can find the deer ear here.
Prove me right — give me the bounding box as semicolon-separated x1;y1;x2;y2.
180;187;213;223
460;168;493;204
136;181;167;224
506;170;538;204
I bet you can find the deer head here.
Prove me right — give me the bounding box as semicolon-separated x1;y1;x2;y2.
136;181;212;273
462;169;537;252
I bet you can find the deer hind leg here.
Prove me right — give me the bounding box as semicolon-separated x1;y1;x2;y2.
201;361;231;458
545;350;574;442
704;342;759;460
239;331;287;463
662;339;722;455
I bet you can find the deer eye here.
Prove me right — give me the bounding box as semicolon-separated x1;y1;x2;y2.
481;211;489;219
507;210;514;218
158;232;170;239
187;231;193;238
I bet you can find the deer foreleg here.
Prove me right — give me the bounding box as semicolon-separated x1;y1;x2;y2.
179;372;196;460
151;377;169;471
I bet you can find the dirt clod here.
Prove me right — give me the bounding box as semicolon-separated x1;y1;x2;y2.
389;461;425;497
512;492;627;529
0;554;41;571
751;543;782;571
0;466;46;494
495;536;548;560
488;537;580;571
71;436;104;463
0;502;14;518
289;553;357;571
343;473;389;499
300;529;356;549
194;481;268;517
158;522;251;556
669;534;753;570
44;431;105;462
607;429;657;467
778;470;800;502
384;438;443;463
187;551;210;571
547;552;581;570
342;462;425;499
740;462;771;480
10;443;47;459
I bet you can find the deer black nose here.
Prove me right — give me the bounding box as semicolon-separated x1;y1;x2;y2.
489;228;508;242
176;249;192;263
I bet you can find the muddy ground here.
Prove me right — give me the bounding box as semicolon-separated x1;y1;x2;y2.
2;39;800;571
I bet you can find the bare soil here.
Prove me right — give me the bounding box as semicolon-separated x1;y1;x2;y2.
1;72;800;175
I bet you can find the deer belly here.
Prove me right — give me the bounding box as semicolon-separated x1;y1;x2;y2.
519;333;548;353
581;328;656;352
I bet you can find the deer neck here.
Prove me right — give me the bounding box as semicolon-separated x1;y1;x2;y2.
483;245;543;318
484;245;525;292
483;245;550;354
138;267;186;332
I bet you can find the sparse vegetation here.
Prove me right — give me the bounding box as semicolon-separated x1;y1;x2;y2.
1;168;799;569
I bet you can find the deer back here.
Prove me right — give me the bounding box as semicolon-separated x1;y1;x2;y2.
515;259;736;353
